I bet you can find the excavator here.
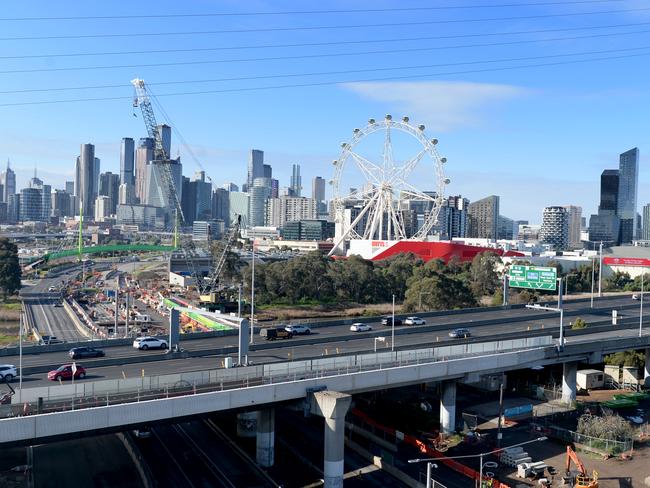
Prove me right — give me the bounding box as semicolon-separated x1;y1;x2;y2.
564;446;598;488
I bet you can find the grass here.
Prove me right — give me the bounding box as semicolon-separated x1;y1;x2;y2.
0;334;18;347
0;298;21;321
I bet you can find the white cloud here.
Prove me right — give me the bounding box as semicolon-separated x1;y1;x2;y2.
342;81;529;132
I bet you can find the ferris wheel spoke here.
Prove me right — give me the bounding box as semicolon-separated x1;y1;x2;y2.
347;150;383;185
383;124;393;172
399;182;438;201
346;185;377;201
395;147;428;182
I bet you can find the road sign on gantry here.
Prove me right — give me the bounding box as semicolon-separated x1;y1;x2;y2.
508;265;557;290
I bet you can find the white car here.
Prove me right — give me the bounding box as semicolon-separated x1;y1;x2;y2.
350;323;372;332
285;324;311;335
0;364;17;382
404;316;425;325
132;337;168;350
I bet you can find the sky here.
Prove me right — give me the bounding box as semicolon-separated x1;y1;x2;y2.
1;0;650;223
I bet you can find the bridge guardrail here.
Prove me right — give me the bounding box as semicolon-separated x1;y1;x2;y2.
7;336;553;413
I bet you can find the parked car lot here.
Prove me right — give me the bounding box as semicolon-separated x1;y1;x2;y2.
48;364;86;381
132;337;168;350
350;323;372;332
69;347;105;359
404;316;425;325
284;324;311;335
0;365;17;382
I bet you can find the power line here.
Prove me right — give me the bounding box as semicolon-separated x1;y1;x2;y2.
1;6;649;41
4;29;650;76
2;20;650;60
0;1;625;21
2;48;648;107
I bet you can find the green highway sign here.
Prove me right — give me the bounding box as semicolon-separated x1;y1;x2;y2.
508;265;557;291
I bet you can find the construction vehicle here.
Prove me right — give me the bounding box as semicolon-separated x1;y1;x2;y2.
564;446;598;488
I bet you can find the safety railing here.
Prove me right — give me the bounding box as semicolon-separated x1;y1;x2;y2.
1;336;553;419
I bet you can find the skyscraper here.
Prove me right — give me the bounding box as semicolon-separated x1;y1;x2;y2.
120;137;135;187
643;204;650;241
99;172;120;214
467;195;499;239
75;143;97;217
65;181;74;195
617;147;639;243
312;176;326;213
135;137;154;203
563;205;583;249
157;124;172;158
0;160;16;204
540;206;569;251
588;169;620;244
290;164;302;197
249;177;271;226
19;187;43;222
263;164;272;179
246;149;264;192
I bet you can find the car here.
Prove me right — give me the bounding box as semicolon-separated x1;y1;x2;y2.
633;294;639;300
381;316;403;326
132;428;152;439
47;364;86;381
0;365;17;382
350;323;372;332
284;324;311;335
69;347;105;359
404;316;425;325
53;302;63;307
47;286;57;292
40;335;63;345
448;328;471;339
133;337;168;350
260;327;293;340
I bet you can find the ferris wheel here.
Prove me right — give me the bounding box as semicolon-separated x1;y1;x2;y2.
330;115;450;255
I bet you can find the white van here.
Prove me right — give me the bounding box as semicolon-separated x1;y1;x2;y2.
134;314;151;323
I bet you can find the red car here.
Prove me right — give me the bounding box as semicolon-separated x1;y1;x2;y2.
47;364;86;381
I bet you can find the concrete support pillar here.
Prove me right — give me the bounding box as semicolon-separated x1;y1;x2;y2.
312;391;351;488
562;362;578;404
440;381;457;434
236;411;257;438
644;348;650;388
256;408;275;467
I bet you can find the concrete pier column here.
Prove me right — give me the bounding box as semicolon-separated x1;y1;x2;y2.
644;348;650;388
440;381;457;434
256;408;275;467
312;391;351;488
562;362;578;404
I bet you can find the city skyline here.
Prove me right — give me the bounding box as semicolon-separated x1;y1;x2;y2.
2;1;650;220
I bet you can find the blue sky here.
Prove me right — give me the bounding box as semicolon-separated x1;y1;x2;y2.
1;0;650;222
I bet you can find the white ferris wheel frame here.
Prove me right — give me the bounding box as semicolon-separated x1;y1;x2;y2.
330;115;449;254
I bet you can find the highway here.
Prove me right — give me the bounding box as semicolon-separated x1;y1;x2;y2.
5;295;647;387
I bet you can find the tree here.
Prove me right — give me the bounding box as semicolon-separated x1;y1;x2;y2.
0;238;21;299
604;271;633;291
605;350;645;368
571;317;587;329
469;252;502;297
577;414;634;441
378;252;423;300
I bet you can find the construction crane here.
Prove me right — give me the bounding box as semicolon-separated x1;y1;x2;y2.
565;446;598;488
199;215;242;305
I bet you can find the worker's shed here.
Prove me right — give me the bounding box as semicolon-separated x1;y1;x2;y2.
577;369;605;390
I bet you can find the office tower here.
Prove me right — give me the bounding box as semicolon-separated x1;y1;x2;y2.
434;195;469;240
263;164;272;179
93;158;100;196
180;176;194;224
212;188;230;226
249;177;271;226
497;215;514;240
540;206;569;251
94;196;112;222
312;176;326;211
643;204;650;240
52;189;71;218
229;191;250;228
118;183;135;206
135;137;154;203
193;171;212;222
0;160;16;203
467;195;499;239
75;143;97;217
271;178;279;199
290;164;302;197
157;124;172;158
19;187;43;222
99;172;120;214
145;159;183;212
120;137;135;187
65;181;74;195
223;182;239;192
247;149;264;192
617;147;639;243
588;169;620;244
265;196;317;228
563;205;583;249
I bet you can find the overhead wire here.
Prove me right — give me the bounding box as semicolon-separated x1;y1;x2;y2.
2;48;649;107
0;0;625;21
2;20;650;61
4;27;650;76
1;6;649;41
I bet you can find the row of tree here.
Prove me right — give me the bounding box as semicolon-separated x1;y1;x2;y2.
0;238;21;299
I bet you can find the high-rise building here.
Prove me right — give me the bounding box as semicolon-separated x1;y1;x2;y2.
265;196;317;228
249;177;271;227
497;215;514;240
145;159;183;214
563;205;583;249
467;195;499;239
65;181;74;195
271;178;279;199
75;143;97;217
643;204;650;241
589;169;620;244
223;182;239;192
99;172;120;214
157;124;172;158
617;147;639;244
229;191;250;228
212;188;230;226
52;189;72;218
193;171;212;222
94;195;112;222
290;164;302;197
135;137;154;203
246;149;264;192
0;160;16;204
312;176;326;213
540;206;569;251
19;187;43;222
263;164;272;179
120;137;135;187
118;183;135;206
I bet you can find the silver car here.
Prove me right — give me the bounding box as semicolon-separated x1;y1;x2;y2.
285;324;311;335
0;364;17;382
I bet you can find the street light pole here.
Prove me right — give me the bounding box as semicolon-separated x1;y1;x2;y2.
250;244;255;344
479;452;484;488
391;294;395;352
598;241;603;297
640;271;644;338
18;311;23;396
426;461;433;488
590;256;595;308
